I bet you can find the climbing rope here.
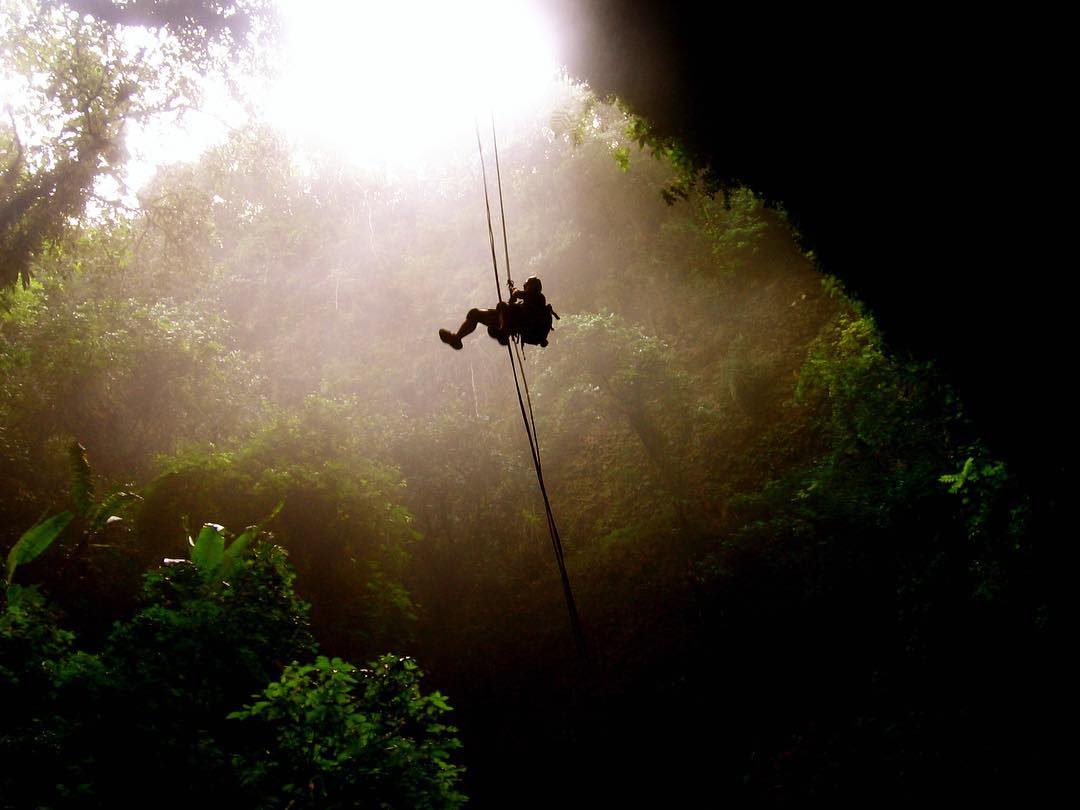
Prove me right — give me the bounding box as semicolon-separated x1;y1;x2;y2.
512;338;541;465
491;117;514;296
475;121;504;304
475;116;586;659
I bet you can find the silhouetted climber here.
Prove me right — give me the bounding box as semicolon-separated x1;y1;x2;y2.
439;275;558;350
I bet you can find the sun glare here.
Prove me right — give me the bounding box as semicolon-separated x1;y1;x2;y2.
10;0;563;195
269;0;560;168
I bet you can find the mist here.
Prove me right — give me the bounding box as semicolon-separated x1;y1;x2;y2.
0;2;1060;807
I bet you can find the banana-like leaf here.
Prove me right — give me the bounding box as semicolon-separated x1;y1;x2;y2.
6;511;74;586
89;490;143;534
220;502;284;578
220;532;253;578
68;442;94;517
191;523;226;573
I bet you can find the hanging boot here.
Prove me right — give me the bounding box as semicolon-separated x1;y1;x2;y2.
439;329;463;350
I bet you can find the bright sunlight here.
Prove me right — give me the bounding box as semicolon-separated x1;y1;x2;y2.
115;0;561;189
267;0;559;167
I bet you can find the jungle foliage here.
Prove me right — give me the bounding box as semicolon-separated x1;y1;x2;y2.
1;514;462;808
0;2;1061;804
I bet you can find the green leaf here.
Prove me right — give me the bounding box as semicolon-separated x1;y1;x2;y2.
940;456;975;494
6;511;74;586
68;442;94;516
88;490;142;534
220;532;253;578
612;145;631;171
191;523;226;573
221;501;284;578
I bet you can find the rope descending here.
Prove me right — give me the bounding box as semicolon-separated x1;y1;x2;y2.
475;116;586;660
491;117;514;296
475;121;504;304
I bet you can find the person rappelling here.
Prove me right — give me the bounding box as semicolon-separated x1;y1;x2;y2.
438;275;559;350
448;116;584;658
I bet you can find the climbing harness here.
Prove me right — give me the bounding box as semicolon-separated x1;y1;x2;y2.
474;116;586;660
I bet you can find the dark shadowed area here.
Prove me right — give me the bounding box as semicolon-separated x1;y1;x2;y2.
548;0;1069;481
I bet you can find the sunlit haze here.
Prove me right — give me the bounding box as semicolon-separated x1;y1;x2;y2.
269;0;559;166
119;0;561;188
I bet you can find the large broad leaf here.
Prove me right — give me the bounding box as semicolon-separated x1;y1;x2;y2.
68;442;94;517
6;511;74;586
220;502;284;578
89;490;143;534
191;523;226;574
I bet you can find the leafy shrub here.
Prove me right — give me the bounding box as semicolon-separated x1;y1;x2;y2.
139;396;419;658
0;515;464;807
231;654;465;809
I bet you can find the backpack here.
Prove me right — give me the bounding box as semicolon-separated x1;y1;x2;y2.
516;304;557;346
